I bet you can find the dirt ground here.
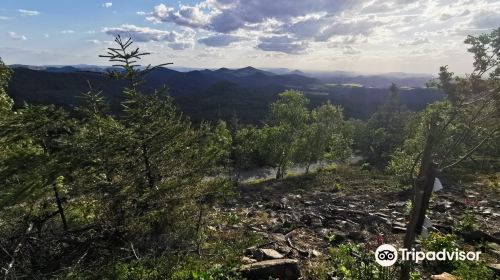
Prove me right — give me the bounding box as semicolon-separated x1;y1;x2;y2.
217;165;500;276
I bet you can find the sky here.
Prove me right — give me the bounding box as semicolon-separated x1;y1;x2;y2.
0;0;499;74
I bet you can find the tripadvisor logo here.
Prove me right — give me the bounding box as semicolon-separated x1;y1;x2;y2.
375;244;481;267
375;244;398;267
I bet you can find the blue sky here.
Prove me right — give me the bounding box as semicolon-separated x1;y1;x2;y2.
1;0;499;74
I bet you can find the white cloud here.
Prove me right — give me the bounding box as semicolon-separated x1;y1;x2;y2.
61;30;75;34
198;34;246;47
102;2;113;8
9;32;27;40
257;36;308;54
398;37;430;46
342;46;361;55
18;9;40;16
103;24;194;50
137;11;147;16
470;10;500;29
147;3;211;28
103;24;177;42
87;39;102;44
168;42;193;50
86;39;113;45
0;16;11;20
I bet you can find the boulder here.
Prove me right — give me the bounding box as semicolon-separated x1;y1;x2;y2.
241;256;257;264
486;242;500;258
253;248;284;260
392;226;406;234
461;230;500;244
487;263;500;276
239;259;300;280
431;272;456;280
388;201;406;208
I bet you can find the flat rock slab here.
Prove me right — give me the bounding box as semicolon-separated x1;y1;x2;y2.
431;272;456;280
487;263;500;275
254;248;284;260
239;259;300;280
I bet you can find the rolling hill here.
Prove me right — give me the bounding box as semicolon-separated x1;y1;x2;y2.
7;65;442;123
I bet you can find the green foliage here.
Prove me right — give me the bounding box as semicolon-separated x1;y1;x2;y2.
422;232;458;252
0;57;13;114
257;90;351;178
188;265;243;280
294;102;351;170
454;211;476;233
389;29;500;181
358;84;412;166
0;37;238;278
259;90;309;178
205;120;233;167
232;126;261;172
405;200;413;216
328;243;397;280
421;234;495;280
98;35;172;86
0;104;75;209
421;232;458;271
452;260;495;280
106;260;169;280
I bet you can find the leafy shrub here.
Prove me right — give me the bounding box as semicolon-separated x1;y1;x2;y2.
405;200;413;216
189;264;243;280
104;260;170;280
328;243;397;280
452;260;495;280
302;260;333;280
421;232;457;252
454;211;476;232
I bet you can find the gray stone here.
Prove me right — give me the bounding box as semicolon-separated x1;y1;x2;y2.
392;226;406;234
239;259;300;280
388;201;406;208
311;249;322;257
487;263;500;276
241;256;257;264
276;245;292;255
254;248;284;260
392;221;406;228
431;272;456;280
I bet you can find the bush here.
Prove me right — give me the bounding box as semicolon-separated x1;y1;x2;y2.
188;264;243;280
421;232;458;271
454;211;476;233
328;243;397;280
421;232;457;252
452;260;495;280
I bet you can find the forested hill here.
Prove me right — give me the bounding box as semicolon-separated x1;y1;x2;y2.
7;66;441;122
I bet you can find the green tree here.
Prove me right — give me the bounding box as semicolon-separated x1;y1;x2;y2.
360;84;412;166
0;102;75;231
389;28;500;183
294;102;351;173
232;126;261;180
0;58;13;114
259;90;309;179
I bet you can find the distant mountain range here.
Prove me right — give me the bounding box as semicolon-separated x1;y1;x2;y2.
10;64;435;88
7;65;441;122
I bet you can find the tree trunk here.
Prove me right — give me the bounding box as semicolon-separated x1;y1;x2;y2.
306;162;312;174
53;184;68;232
400;120;437;280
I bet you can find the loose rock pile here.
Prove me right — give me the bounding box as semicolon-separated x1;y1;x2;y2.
221;172;500;279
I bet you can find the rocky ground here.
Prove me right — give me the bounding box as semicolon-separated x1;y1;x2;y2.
214;165;500;279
